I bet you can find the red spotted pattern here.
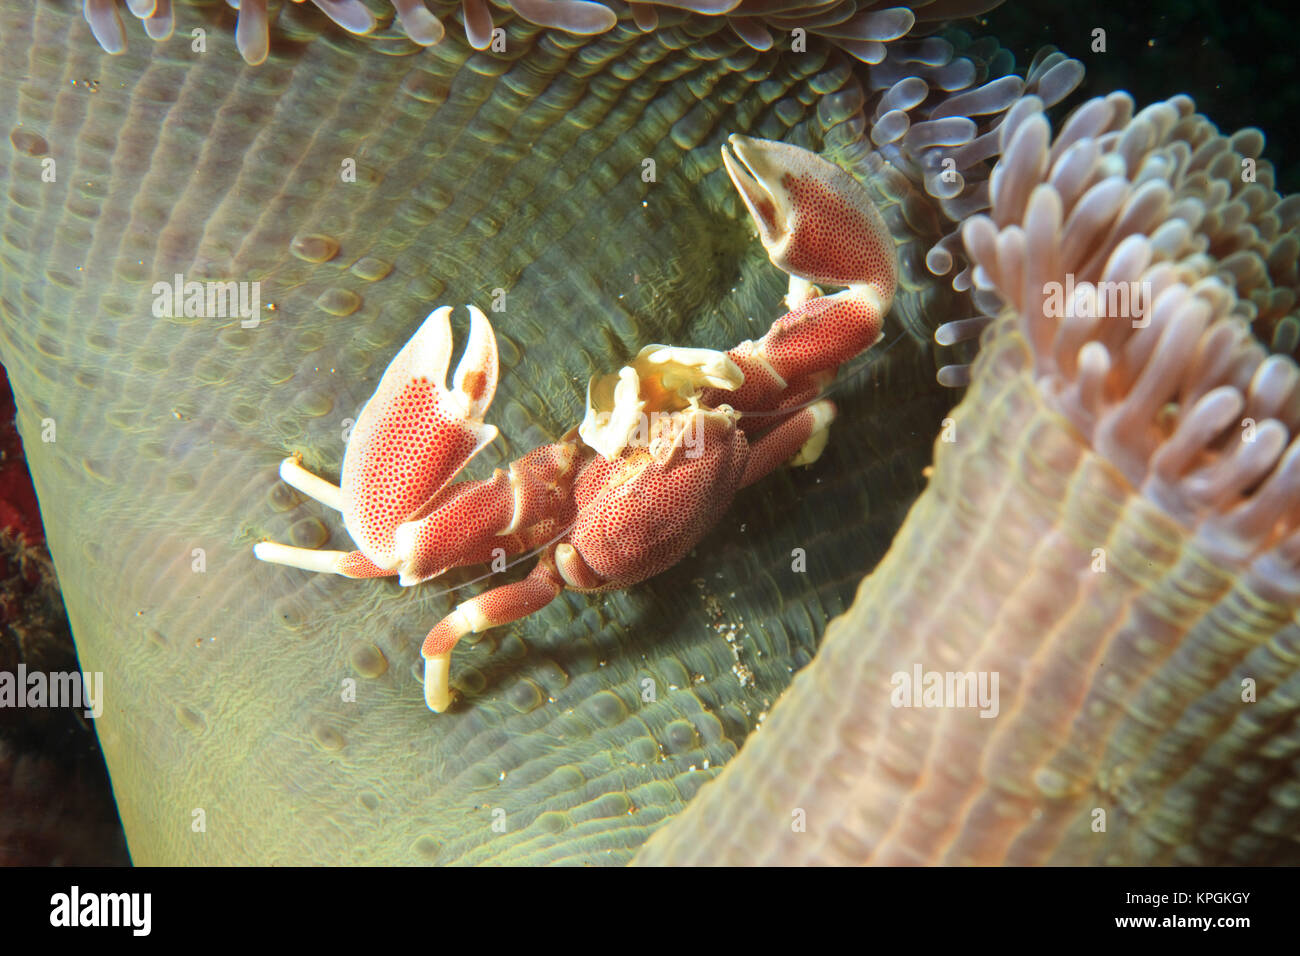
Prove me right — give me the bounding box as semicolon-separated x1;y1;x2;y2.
397;443;581;584
569;413;748;586
399;470;517;583
337;550;395;578
739;403;831;489
343;377;480;559
422;561;565;658
761;291;883;384
781;171;897;301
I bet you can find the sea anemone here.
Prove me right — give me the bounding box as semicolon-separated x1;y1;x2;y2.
843;36;1081;344
11;0;1294;864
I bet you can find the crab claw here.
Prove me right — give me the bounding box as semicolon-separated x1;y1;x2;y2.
715;135;899;403
340;305;500;571
721;134;897;302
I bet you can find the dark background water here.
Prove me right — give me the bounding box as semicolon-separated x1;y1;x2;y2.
984;0;1298;192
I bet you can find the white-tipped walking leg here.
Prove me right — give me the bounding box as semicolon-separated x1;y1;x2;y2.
253;540;351;574
278;457;344;511
789;399;836;466
423;652;453;713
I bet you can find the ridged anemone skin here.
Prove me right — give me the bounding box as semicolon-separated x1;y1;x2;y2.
1;1;1295;865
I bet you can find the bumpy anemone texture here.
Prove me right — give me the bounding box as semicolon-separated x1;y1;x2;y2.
637;91;1300;865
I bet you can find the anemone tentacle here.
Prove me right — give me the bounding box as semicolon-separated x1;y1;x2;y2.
87;0;1005;65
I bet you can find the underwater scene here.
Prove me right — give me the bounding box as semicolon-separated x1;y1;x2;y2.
0;0;1297;870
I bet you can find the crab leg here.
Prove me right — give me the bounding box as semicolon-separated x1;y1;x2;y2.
253;454;399;577
389;440;581;585
421;559;567;712
276;455;344;511
251;540;396;578
740;399;837;486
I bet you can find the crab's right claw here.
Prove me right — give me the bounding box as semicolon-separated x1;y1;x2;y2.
721;134;897;302
339;305;500;570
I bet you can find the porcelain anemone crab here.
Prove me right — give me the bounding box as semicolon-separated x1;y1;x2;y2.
253;134;898;712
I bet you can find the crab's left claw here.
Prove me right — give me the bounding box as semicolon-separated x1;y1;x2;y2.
722;134;897;306
254;306;500;581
